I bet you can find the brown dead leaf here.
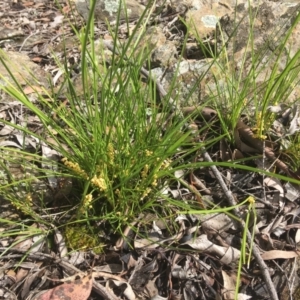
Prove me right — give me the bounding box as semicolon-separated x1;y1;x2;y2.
34;3;46;9
22;269;46;299
261;250;300;260
190;172;210;194
36;274;93;300
23;2;35;7
31;57;43;63
23;85;44;95
13;224;46;253
16;268;29;283
221;270;235;300
37;17;52;23
62;5;71;14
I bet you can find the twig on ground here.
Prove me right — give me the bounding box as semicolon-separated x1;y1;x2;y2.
19;32;39;52
202;150;279;300
0;248;121;300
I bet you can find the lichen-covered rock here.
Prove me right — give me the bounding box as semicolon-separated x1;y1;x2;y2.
151;59;212;106
186;1;232;39
216;1;300;102
218;1;300;59
130;26;177;68
75;0;145;23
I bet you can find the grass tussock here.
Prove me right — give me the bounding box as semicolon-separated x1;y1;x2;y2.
1;1;300;297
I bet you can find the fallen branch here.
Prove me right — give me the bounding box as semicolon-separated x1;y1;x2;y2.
202;150;279;300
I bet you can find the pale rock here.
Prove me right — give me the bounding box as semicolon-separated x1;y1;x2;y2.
133;26;177;68
73;0;300;107
217;1;300;102
151;59;211;105
186;1;232;39
0;51;48;102
150;40;177;68
75;0;145;23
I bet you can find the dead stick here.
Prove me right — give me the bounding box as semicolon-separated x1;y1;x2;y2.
202;149;279;300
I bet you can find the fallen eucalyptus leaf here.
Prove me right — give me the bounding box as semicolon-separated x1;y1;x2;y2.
183;234;240;263
35;274;93;300
261;250;300;260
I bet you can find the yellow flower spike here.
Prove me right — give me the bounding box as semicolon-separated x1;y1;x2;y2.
247;196;255;205
141;164;149;178
83;194;93;208
107;143;114;161
62;157;89;179
91;175;107;191
26;193;32;202
160;158;171;170
141;187;151;200
243;195;257;268
152;174;158;187
145;150;153;156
